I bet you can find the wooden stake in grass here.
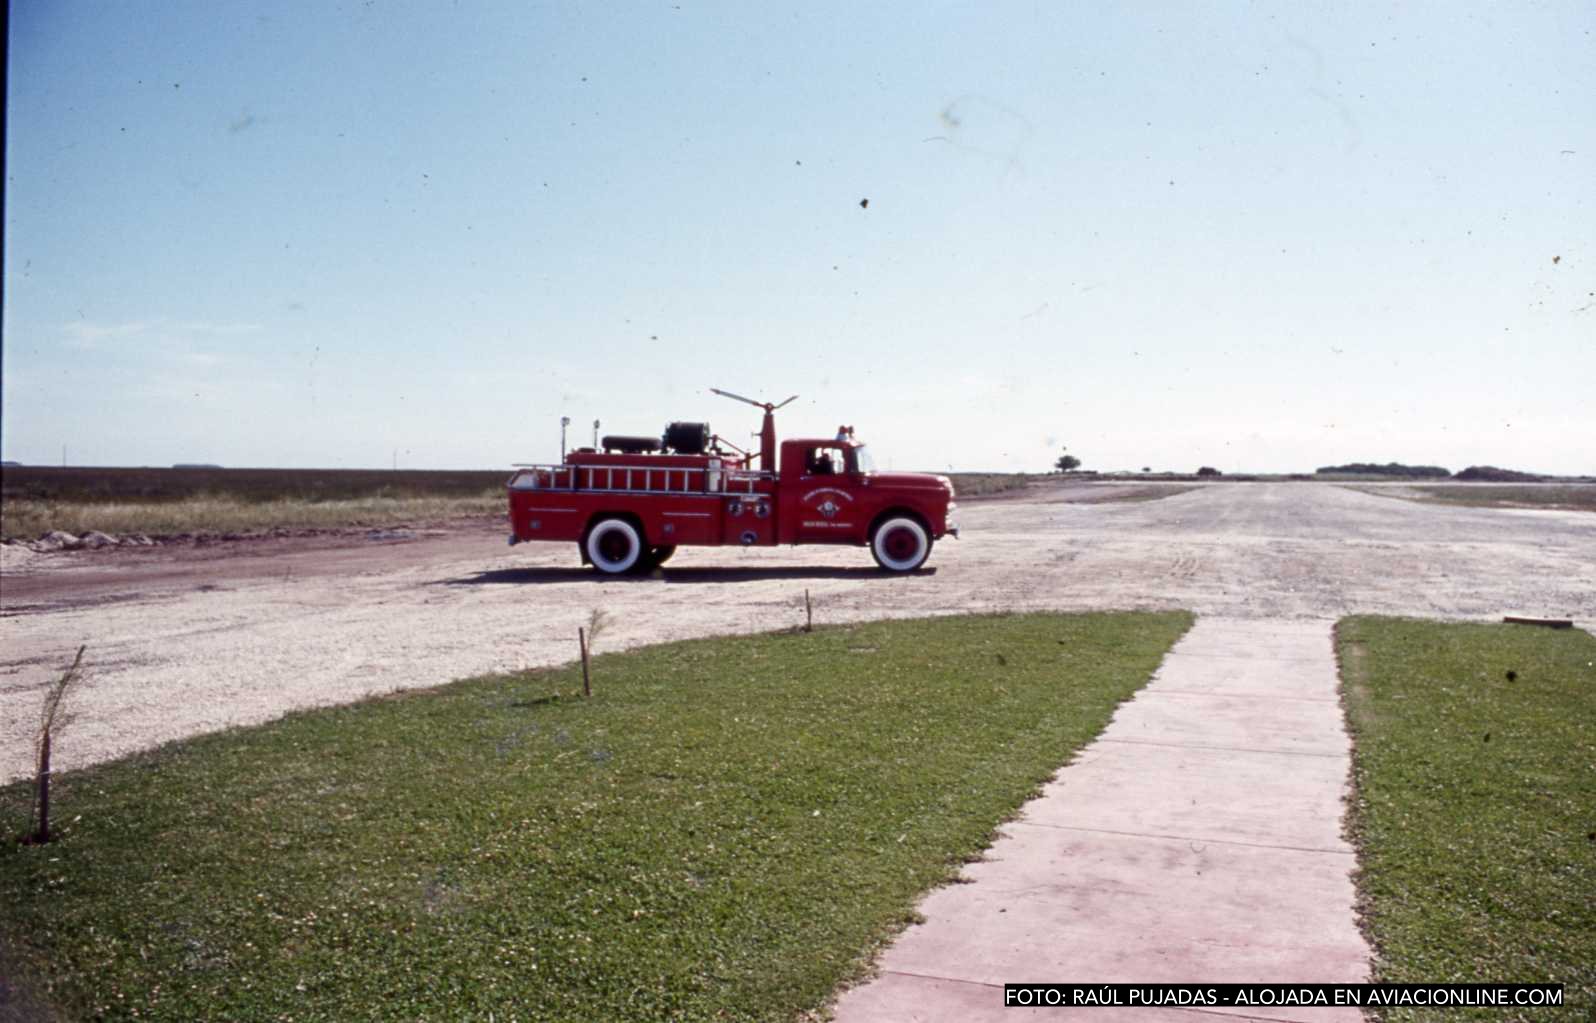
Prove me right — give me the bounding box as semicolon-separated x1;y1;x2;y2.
27;645;85;846
804;588;813;633
579;628;592;698
580;609;610;698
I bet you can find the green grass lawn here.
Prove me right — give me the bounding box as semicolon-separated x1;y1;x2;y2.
1338;617;1596;1021
1;611;1190;1022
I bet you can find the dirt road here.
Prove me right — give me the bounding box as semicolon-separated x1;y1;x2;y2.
3;481;1592;783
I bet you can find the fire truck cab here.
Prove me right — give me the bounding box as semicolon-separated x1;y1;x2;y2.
506;399;957;574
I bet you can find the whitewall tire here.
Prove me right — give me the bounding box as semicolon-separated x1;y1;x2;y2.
871;517;931;572
586;518;643;574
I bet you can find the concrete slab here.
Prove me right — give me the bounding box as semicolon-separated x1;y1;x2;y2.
1168;620;1334;663
842;828;1364;1022
1103;689;1348;758
1141;652;1341;702
831;618;1370;1023
1024;742;1351;851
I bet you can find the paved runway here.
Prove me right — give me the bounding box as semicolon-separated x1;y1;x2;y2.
4;482;1592;784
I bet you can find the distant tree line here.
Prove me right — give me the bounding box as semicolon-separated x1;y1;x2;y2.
1315;462;1545;481
1046;454;1548;481
1315;462;1451;478
1452;465;1545;482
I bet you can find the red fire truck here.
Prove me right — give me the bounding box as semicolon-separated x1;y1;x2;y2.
507;390;958;574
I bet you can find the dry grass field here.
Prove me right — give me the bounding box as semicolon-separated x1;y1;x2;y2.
1402;483;1596;512
941;472;1034;497
1;466;507;539
2;493;504;538
1351;483;1596;514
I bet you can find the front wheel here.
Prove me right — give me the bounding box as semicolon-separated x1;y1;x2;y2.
585;518;644;574
870;517;931;572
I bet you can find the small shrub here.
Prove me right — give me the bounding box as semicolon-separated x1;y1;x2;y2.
23;646;86;845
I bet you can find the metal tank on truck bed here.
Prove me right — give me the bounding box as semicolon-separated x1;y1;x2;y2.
506;389;958;574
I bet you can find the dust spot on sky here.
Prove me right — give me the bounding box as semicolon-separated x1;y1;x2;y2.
934;95;1033;170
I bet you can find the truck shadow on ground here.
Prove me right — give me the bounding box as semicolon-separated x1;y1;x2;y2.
440;565;935;586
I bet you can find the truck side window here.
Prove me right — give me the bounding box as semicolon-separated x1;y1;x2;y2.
806;447;836;476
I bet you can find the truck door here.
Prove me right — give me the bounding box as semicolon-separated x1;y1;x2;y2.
790;443;863;544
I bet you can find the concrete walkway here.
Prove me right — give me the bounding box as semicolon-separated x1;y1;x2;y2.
832;618;1369;1022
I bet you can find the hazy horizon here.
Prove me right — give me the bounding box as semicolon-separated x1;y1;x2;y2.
1;452;1587;479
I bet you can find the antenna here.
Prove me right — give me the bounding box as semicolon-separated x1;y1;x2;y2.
711;387;798;471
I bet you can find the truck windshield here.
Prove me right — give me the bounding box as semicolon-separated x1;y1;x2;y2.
852;445;876;474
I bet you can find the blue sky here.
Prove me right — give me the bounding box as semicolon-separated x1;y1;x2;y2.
4;1;1592;473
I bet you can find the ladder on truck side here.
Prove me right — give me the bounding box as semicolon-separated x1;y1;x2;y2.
508;463;771;496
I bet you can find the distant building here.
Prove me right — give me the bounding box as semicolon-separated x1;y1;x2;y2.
172;463;225;469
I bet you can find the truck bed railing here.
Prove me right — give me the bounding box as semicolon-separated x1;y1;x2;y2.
508;463;773;496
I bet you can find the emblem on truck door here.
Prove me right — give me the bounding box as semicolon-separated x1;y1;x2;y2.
803;487;854;504
802;488;855;529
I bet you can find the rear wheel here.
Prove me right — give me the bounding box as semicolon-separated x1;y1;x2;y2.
585;518;643;574
871;517;931;572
